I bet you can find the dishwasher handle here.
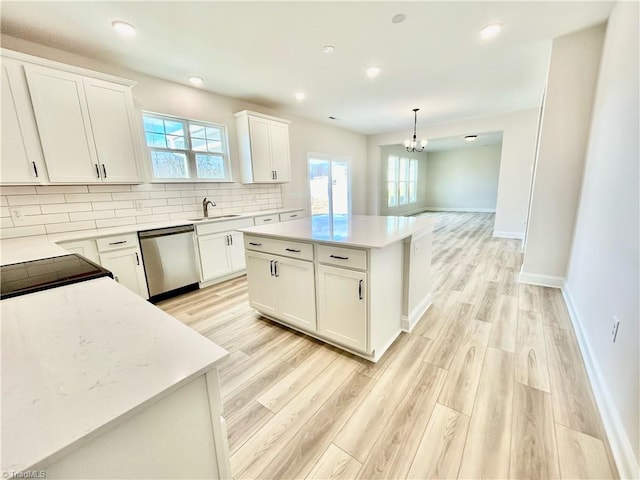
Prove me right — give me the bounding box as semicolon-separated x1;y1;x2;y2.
138;225;195;239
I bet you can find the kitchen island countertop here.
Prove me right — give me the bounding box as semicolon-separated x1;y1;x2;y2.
239;214;434;248
1;277;228;475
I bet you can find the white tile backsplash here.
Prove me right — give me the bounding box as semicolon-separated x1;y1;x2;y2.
0;183;282;238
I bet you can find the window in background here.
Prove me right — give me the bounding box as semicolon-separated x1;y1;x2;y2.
387;155;418;207
142;113;231;181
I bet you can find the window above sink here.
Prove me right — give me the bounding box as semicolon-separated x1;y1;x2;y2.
142;112;232;183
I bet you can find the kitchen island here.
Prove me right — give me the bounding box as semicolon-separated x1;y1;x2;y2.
239;214;434;361
1;277;230;479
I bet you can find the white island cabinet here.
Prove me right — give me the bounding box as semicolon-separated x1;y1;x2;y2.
1;278;231;479
241;215;434;361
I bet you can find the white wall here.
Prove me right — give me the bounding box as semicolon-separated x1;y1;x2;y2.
424;143;501;211
378;145;428;216
367;108;539;237
521;24;606;284
563;2;639;476
0;35;369;227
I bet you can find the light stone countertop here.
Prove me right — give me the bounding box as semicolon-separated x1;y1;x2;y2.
0;207;303;265
1;277;228;474
239;214;435;248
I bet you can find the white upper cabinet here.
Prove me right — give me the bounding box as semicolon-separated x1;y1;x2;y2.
234;110;291;183
1;57;48;183
0;49;143;185
25;63;142;184
83;78;141;182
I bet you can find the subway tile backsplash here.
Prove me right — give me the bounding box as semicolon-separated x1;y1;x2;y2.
0;183;282;239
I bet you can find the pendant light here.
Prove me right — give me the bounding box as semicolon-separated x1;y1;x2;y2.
404;108;428;152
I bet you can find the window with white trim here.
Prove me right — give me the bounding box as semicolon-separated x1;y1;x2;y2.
142;113;231;181
387;155;418;207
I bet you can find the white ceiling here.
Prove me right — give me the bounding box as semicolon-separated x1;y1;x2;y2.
0;1;613;135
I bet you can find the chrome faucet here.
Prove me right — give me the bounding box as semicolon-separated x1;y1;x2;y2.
202;197;216;218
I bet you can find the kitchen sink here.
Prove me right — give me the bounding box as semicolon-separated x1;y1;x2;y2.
188;214;242;222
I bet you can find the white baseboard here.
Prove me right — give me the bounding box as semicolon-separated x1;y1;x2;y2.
423;207;496;213
401;294;433;332
562;287;639;480
518;270;564;288
493;230;525;239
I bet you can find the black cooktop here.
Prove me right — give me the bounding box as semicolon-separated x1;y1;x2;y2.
0;254;113;300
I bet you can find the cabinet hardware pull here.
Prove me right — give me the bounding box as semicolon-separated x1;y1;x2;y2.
230;235;233;246
263;218;272;222
270;260;274;276
290;214;297;218
135;252;140;265
108;240;127;245
330;254;349;260
32;161;39;177
358;279;363;300
225;235;229;246
94;163;100;178
274;261;279;277
249;242;262;246
285;248;301;253
102;164;107;178
275;170;278;180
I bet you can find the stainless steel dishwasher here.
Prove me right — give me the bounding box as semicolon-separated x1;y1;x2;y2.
138;225;200;302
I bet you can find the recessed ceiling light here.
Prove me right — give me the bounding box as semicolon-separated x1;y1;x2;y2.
294;92;305;101
366;66;381;78
111;20;136;37
323;45;336;54
391;14;406;24
189;76;204;86
464;135;478;142
480;23;502;40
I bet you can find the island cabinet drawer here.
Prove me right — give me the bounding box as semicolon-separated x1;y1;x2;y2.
96;233;139;252
316;245;367;271
254;214;280;225
244;235;313;261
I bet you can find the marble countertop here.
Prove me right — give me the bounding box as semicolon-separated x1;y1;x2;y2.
1;277;228;474
0;207;303;265
239;214;434;248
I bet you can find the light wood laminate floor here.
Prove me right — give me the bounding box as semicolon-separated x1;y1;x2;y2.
158;212;618;479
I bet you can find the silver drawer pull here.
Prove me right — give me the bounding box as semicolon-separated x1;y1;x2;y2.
249;242;262;246
330;254;349;260
109;240;127;245
285;248;301;253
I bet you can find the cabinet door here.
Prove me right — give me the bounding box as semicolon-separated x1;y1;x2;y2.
317;265;367;352
247;116;273;182
84;78;141;183
245;251;278;316
228;232;246;272
1;59;47;183
24;64;101;183
275;257;316;331
58;239;100;264
99;249;148;299
198;233;232;281
269;121;291;182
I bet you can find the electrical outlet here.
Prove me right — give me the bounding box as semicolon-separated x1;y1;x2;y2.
135;200;144;211
10;207;25;225
611;316;620;343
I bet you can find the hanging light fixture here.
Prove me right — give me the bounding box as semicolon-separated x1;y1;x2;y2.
404;108;428;152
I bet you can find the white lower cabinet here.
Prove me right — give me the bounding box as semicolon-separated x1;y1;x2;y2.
198;231;246;282
99;249;148;299
317;265;367;353
246;250;316;331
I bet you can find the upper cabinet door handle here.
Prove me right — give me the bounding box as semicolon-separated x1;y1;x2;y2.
32;161;39;177
358;279;363;300
269;260;274;276
330;254;349;260
94;163;101;178
274;260;279;277
102;164;107;178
